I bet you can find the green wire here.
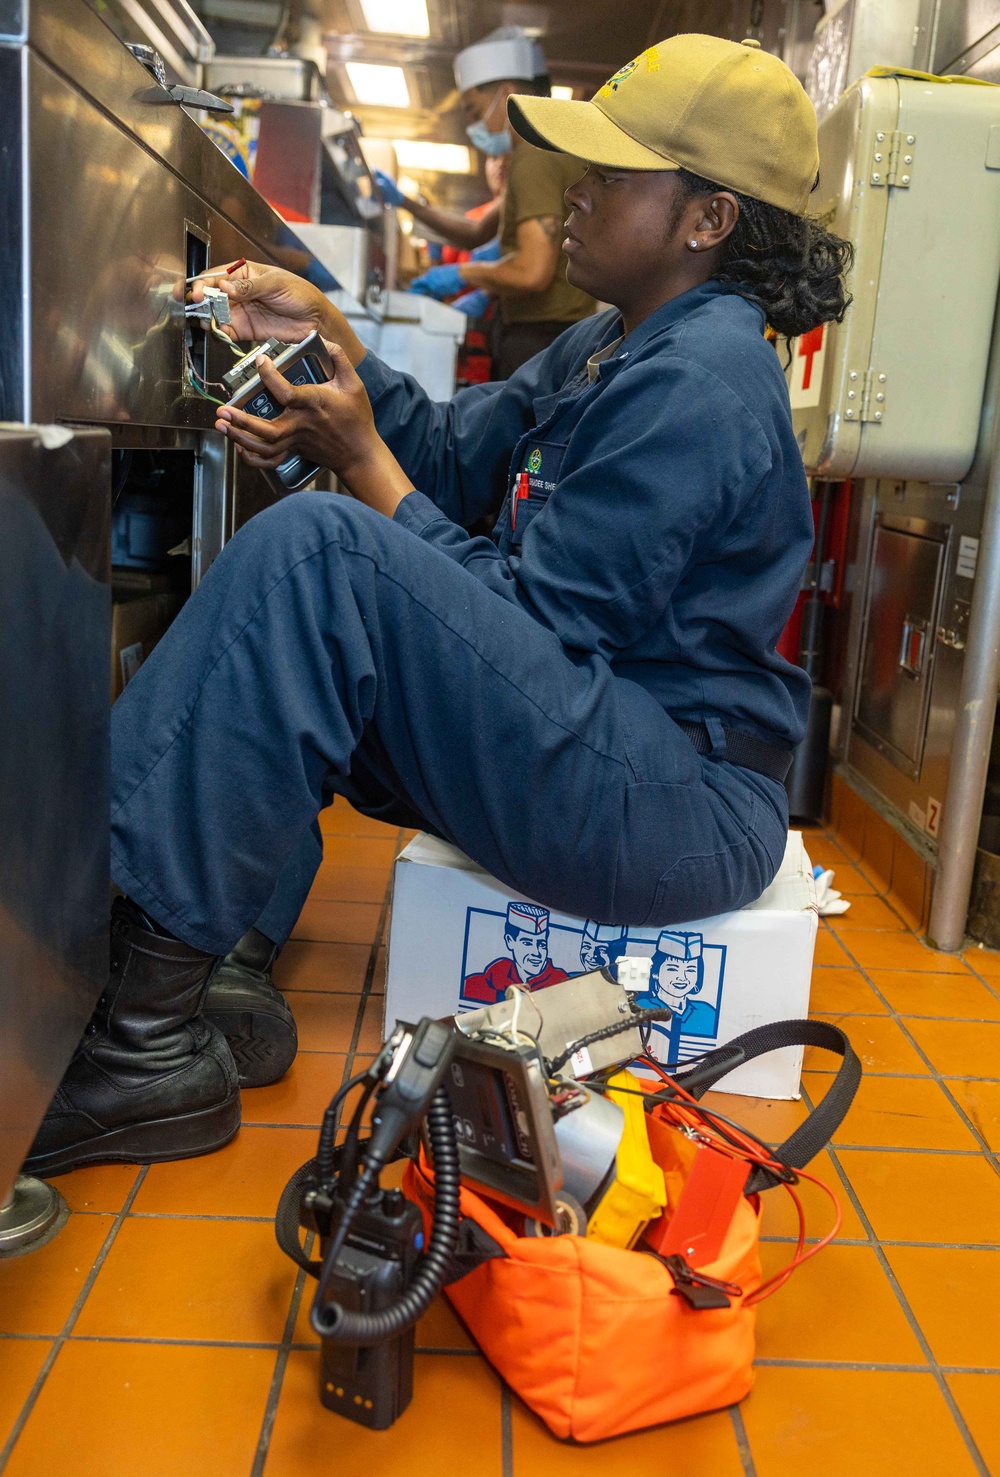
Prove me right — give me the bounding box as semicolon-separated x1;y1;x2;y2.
187;367;224;406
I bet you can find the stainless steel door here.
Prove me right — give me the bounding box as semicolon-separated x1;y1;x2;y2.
0;426;110;1200
854;513;949;777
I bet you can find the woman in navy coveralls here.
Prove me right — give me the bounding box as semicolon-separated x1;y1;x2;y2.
27;35;853;1175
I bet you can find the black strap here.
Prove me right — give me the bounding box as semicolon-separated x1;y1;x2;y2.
275;1135;400;1276
276;1155;323;1275
676;720;795;783
275;1145;505;1285
672;1019;862;1194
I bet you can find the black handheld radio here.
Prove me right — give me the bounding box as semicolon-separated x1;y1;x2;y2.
308;1184;424;1429
298;1019;458;1430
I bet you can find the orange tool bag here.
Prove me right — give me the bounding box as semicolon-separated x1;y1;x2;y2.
405;1020;860;1443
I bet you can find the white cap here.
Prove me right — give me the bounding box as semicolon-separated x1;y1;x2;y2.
454;26;548;93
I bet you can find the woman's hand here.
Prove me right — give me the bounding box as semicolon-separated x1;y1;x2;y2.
191;261;365;364
215;343;415;517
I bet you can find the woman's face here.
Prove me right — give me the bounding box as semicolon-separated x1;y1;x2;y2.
561;165;736;309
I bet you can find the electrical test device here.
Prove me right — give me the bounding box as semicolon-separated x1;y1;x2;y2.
221;331;335;496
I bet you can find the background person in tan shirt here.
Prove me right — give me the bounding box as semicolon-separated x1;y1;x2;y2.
400;27;596;377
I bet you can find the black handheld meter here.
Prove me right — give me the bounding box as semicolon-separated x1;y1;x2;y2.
222;330;334;495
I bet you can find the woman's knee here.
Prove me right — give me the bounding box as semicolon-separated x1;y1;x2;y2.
227;490;384;570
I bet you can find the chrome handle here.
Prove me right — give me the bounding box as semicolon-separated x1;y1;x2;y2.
899;617;929;678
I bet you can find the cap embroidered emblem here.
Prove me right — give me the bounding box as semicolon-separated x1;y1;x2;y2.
599;56;638;96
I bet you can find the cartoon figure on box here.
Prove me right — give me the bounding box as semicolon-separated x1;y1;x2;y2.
632;929;721;1066
461;902;570;1005
579;921;627;974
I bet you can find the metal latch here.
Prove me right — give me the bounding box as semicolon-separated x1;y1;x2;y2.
899;616;929;678
937;598;971;652
127;42;234;114
871;131;915;187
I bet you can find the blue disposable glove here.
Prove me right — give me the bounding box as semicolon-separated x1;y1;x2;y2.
373;169;407;209
451;289;492;318
427;241;444;265
408;263;467;299
470;238;502;263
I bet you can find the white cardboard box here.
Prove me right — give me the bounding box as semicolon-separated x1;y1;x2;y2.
384;832;818;1100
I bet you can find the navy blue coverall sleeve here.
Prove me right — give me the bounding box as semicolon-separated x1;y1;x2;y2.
359;349;772;659
355;338;579;528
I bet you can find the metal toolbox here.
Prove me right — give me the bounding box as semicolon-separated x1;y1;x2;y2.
788;72;1000;483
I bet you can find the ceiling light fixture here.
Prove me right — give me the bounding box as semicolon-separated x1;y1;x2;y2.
345;61;411;107
359;0;430;36
550;85;574;100
392;139;473;173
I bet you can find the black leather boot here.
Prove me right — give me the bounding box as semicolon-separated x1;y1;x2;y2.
24;897;241;1177
202;927;297;1089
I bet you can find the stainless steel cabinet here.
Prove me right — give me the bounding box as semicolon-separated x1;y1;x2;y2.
854;515;949;777
0;427;110;1200
0;0;339;1201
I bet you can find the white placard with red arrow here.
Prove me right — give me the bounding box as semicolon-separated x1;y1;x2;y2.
788;323;827;410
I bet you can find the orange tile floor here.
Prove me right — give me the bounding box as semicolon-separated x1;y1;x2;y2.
3;801;1000;1475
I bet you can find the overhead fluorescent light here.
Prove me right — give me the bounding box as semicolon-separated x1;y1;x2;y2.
345;61;411;107
393;139;472;173
550;85;574;100
359;0;430;36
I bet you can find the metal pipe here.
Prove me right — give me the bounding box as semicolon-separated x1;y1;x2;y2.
928;378;1000;951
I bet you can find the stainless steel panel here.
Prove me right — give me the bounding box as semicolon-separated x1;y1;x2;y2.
951;34;1000;81
204;54;323;100
844;472;987;846
854;514;948;777
0;426;110;1200
1;0;340;431
932;0;1000;70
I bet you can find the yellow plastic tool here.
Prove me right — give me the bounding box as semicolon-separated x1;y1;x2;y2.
586;1071;668;1249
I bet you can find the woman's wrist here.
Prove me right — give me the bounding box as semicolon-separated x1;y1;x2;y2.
339;441;415;517
316;300;366;367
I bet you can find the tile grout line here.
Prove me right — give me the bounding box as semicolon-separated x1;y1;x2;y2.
340;829;400;1084
729;1404;758;1477
826;932;1000;1180
247;829;401;1474
789;1069;1000;1082
0;1164;149;1475
500;1384;513;1477
961;956;1000;1008
250;1254;312;1477
754;1358;1000;1373
798;1080;992;1477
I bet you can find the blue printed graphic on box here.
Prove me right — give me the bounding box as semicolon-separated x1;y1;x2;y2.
627;929;726;1067
458;905;725;1067
460;901;573;1005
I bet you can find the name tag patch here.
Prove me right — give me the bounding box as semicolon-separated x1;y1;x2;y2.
521;440;566;495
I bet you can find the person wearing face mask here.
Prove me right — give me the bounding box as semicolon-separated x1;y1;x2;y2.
404;28;597;378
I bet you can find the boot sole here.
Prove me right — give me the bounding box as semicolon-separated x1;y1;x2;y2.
23;1091;242;1179
203;1004;298;1089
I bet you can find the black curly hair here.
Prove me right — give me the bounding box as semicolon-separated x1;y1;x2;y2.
672;168;854;340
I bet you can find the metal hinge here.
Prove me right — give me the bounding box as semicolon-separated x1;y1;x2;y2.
860;369;887;423
870;130;915;187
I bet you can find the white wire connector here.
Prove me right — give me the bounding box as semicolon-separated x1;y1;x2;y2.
616;956;652;992
508;985;524;1044
184;287;231;327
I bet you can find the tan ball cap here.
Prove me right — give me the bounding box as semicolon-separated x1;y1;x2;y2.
507;34;819;217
